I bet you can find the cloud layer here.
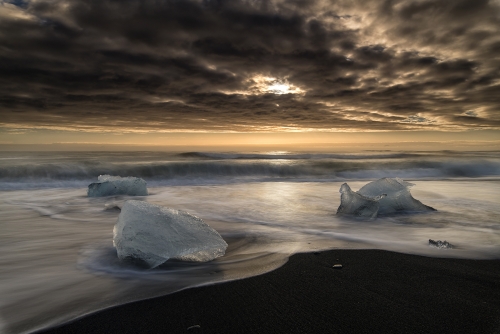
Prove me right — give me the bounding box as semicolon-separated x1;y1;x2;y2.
1;0;499;132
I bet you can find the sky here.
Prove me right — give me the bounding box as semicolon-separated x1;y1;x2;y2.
0;0;499;148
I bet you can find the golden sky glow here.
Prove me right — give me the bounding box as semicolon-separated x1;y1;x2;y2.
1;128;498;151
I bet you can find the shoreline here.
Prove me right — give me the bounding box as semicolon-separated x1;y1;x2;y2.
36;249;500;334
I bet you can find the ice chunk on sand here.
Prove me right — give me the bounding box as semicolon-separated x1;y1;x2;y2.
429;239;454;249
336;183;386;218
87;175;148;197
113;200;228;268
358;177;435;214
337;178;435;217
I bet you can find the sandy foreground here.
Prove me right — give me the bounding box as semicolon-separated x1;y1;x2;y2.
37;249;500;334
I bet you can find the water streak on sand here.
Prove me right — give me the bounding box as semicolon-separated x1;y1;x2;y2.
0;150;499;333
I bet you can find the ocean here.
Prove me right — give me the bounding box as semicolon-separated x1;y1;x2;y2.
1;150;499;333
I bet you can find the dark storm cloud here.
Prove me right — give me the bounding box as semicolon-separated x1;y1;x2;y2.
0;0;499;132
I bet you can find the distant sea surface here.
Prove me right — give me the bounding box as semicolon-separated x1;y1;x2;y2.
1;150;499;333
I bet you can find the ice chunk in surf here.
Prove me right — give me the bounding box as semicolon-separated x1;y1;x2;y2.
87;175;148;197
337;178;435;217
113;200;228;268
336;183;386;218
358;178;435;214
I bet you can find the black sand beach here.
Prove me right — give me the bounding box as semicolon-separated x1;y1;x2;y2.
38;249;500;334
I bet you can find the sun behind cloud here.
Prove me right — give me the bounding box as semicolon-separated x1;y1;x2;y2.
249;75;306;95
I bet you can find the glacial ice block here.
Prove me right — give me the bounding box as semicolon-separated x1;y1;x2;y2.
87;175;148;197
357;178;435;214
337;178;435;217
113;200;228;268
336;183;386;218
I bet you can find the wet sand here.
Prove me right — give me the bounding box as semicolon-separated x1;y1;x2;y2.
38;249;500;334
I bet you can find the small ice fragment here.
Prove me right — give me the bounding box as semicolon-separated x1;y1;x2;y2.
336;183;386;218
113;200;228;268
333;264;343;269
88;175;148;197
357;178;435;214
429;239;454;249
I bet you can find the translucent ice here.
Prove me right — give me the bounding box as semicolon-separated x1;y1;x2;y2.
358;178;435;214
337;178;435;217
113;200;228;268
87;175;148;197
336;183;386;218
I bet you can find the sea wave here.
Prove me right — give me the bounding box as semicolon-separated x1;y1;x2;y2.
0;151;499;190
0;160;498;181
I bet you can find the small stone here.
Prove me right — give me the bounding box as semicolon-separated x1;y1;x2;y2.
333;264;343;269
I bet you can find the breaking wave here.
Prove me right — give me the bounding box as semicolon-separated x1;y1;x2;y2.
0;151;499;190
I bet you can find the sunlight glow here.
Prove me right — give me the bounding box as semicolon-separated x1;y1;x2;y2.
267;83;291;94
220;74;305;96
251;75;305;95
